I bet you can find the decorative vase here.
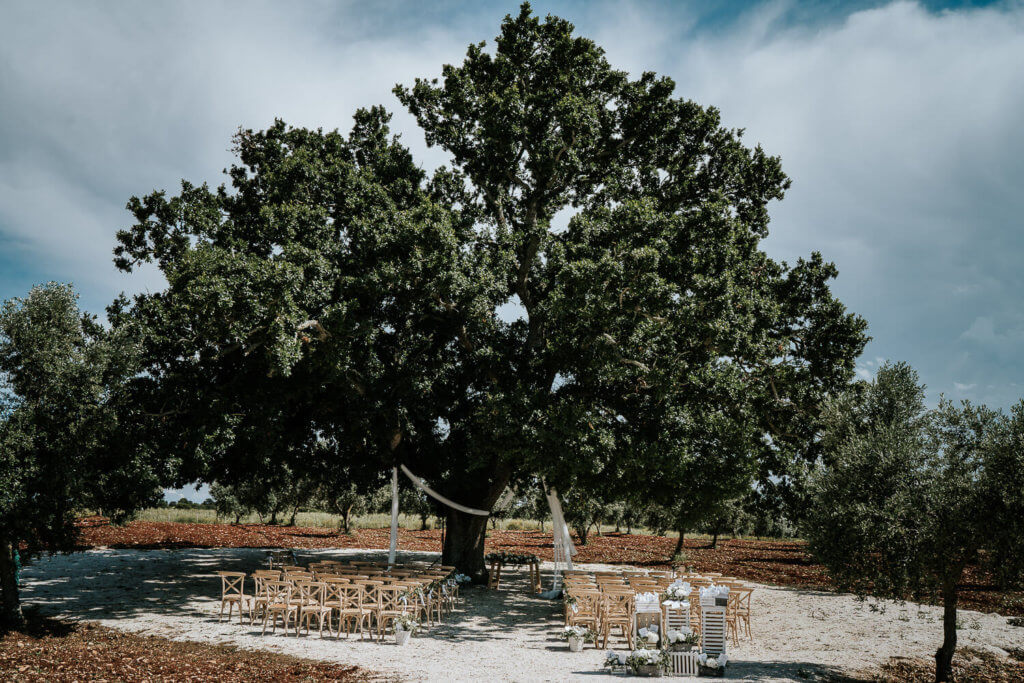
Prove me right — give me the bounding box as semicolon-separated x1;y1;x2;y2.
395;628;412;646
568;635;584;652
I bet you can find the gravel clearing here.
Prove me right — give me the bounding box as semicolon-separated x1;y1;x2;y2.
19;547;1023;681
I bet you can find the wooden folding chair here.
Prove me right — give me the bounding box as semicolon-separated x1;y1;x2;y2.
600;591;635;650
298;581;333;637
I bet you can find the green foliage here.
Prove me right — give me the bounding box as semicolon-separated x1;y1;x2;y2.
803;362;1024;681
0;283;158;625
110;3;866;572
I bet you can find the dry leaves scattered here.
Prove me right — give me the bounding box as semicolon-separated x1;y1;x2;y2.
75;518;1024;617
876;647;1024;682
0;613;380;682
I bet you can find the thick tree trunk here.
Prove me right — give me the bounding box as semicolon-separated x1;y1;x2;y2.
442;509;490;581
709;530;719;549
439;464;511;580
268;509;279;526
287;507;298;527
574;525;590;546
0;538;25;630
233;512;242;524
935;580;958;682
342;505;353;535
673;530;686;557
420;514;429;531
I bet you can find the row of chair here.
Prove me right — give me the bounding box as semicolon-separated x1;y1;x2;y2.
217;560;460;641
562;570;754;649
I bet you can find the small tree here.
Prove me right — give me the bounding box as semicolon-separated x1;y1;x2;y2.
804;362;1024;682
0;284;154;628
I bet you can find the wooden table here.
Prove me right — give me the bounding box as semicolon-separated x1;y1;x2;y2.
487;555;541;593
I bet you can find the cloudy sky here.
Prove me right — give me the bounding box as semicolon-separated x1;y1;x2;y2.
2;0;1023;423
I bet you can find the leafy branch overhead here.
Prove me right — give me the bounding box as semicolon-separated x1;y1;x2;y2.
107;2;868;574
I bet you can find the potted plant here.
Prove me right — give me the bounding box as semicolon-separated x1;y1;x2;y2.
603;651;628;673
665;629;699;651
635;625;661;649
394;613;418;646
559;625;596;652
625;649;670;677
698;652;728;677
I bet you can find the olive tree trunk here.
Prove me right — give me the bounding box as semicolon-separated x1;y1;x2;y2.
935;579;958;682
673;530;686;557
0;538;24;630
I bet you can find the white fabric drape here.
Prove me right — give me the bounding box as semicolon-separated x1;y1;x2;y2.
400;464;489;516
388;467;400;565
544;484;576;589
386;464;489;565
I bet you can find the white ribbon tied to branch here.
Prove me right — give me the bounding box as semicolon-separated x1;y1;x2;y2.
387;465;489;565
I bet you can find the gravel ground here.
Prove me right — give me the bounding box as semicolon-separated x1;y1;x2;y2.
18;547;1024;681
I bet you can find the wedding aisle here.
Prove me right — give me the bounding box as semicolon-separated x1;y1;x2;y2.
19;548;1019;681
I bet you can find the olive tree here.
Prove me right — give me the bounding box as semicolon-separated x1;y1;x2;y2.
804;362;1024;682
0;284;157;628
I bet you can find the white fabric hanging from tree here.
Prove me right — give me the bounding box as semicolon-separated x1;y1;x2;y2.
544;483;576;590
387;465;489;566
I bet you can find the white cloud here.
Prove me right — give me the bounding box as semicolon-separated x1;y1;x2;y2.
953;382;976;392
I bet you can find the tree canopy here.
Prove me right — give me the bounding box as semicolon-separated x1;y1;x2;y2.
803;362;1024;682
0;283;159;627
111;3;867;575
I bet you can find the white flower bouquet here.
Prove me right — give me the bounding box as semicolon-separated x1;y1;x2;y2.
625;648;670;676
559;625;596;643
395;612;419;633
698;652;729;676
453;573;472;584
665;628;698;650
634;624;660;648
603;651;628;671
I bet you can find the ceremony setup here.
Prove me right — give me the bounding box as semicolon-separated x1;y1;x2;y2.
3;2;1024;682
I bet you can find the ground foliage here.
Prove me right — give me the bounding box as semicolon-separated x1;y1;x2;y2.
0;612;377;682
74;520;1022;617
876;647;1024;683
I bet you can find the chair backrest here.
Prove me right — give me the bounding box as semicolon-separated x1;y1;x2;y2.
299;581;327;605
264;580;292;604
570;590;602;618
602;591;635;619
218;572;246;598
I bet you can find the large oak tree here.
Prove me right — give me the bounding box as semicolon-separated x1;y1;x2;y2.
112;5;866;576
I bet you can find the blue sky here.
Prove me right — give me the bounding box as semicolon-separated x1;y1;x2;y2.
2;1;1023;502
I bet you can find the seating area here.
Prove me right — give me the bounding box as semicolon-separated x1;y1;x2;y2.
216;555;464;642
563;569;754;650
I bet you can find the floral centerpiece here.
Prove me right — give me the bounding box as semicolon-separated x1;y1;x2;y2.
698;652;729;677
453;573;472;584
559;625;596;651
603;651;629;673
394;612;419;646
665;629;699;651
625;648;670;677
662;582;691;603
635;625;661;648
484;551;539;566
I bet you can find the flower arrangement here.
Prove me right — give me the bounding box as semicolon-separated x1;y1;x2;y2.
603;651;628;671
662;582;691;602
395;612;419;633
453;573;472;584
484;551;539;566
559;625;596;642
396;586;424;605
664;629;699;650
625;648;671;675
634;624;660;648
698;652;729;676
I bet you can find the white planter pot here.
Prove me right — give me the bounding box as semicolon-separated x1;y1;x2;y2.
568;635;584;652
396;628;412;646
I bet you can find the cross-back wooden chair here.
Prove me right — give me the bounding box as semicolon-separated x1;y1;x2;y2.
567;589;601;635
297;581;333;638
216;572;250;624
261;580;299;635
600;591;635;650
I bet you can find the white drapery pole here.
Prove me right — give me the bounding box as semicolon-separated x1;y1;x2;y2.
388;466;399;565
